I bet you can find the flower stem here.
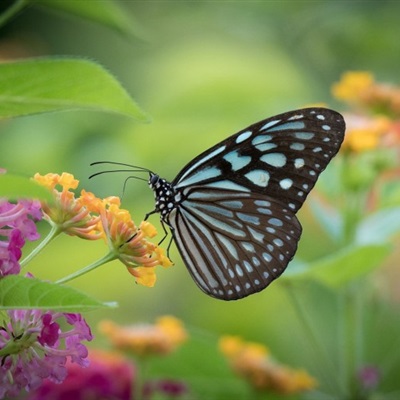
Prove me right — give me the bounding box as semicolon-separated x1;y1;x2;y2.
20;223;62;268
55;252;116;284
285;284;346;396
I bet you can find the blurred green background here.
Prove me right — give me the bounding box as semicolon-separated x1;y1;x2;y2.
1;1;400;395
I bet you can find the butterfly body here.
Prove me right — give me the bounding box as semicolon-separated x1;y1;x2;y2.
147;108;345;301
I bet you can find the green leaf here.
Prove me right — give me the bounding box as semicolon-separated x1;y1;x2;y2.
0;174;52;202
356;207;400;245
33;0;144;38
0;275;117;312
0;58;150;121
305;244;392;288
309;197;343;242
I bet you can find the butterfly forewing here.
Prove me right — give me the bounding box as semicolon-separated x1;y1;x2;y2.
149;108;345;300
168;188;302;300
173;108;345;212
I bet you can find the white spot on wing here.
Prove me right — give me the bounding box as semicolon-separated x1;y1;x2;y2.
280;178;293;189
294;158;305;168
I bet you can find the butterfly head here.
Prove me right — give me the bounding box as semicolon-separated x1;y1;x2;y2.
148;173;178;220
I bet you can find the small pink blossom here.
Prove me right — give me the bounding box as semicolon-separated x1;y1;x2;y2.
0;309;93;398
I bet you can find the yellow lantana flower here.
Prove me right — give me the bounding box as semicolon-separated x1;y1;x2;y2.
219;335;316;394
99;316;188;357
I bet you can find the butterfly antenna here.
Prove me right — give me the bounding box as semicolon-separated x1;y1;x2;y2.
89;161;154;180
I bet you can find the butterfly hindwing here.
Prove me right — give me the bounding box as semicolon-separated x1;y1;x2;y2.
167;187;302;300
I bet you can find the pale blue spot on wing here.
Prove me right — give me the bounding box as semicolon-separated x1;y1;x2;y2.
290;143;305;151
254;143;278;152
268;121;305;131
248;227;265;243
219;200;244;209
235;264;244;276
262;252;272;262
252;256;260;266
245;170;270;187
236;130;252;144
243;261;253;273
242;242;255;252
269;218;283;227
237;213;260;225
204;181;251;192
257;207;272;215
176;166;221;187
260;120;280;130
322;124;331;130
252;134;273;145
177;145;226;184
260;153;286;167
223;150;251;171
254;200;271;207
294;132;314;140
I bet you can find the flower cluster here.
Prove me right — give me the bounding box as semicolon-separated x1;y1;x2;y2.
0;190;41;276
34;173;172;286
0;309;93;398
79;191;172;286
332;71;400;153
219;336;316;394
26;349;133;400
99;315;188;357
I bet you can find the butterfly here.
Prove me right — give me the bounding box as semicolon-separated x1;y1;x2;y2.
92;108;345;301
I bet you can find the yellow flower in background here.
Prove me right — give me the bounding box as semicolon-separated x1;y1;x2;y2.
332;71;374;103
99;316;188;357
34;173;101;240
333;71;400;117
342;114;391;152
219;335;316;394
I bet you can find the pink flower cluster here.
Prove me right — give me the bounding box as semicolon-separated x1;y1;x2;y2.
0;309;93;398
0;199;41;276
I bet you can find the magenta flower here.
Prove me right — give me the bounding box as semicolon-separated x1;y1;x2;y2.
0;199;41;276
0;309;93;398
26;349;133;400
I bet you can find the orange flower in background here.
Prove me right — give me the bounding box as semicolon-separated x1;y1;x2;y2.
35;173;172;287
80;191;173;287
341;114;391;153
33;172;101;240
99;316;188;357
219;335;316;394
332;71;400;117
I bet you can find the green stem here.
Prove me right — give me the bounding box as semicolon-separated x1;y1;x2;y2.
55;252;116;284
340;285;365;399
20;223;62;268
132;356;148;400
285;285;346;396
0;0;28;29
